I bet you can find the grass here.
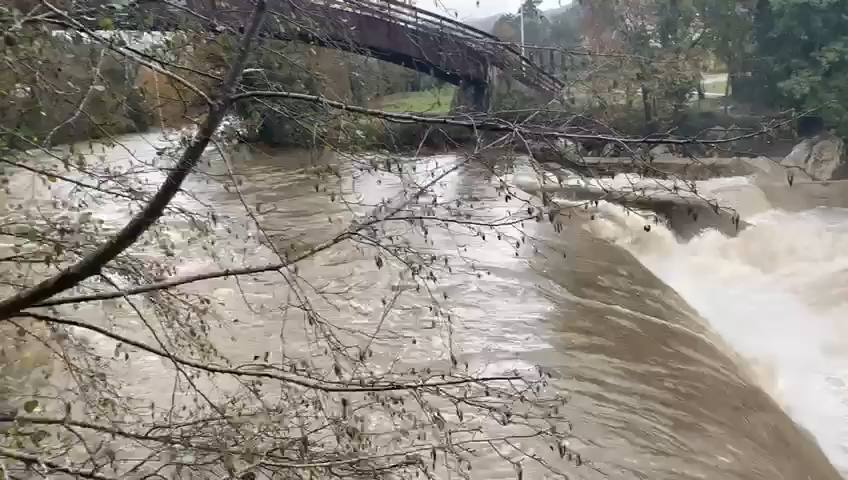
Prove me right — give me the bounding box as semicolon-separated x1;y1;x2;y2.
373;87;456;115
702;72;729;96
704;79;728;96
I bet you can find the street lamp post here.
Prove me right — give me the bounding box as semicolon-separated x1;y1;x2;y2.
519;2;526;75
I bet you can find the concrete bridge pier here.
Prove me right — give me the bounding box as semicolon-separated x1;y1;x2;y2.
451;80;492;114
451;64;497;113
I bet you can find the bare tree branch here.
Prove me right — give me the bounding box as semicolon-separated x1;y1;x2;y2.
231;90;792;145
0;0;268;319
0;447;116;480
15;312;522;392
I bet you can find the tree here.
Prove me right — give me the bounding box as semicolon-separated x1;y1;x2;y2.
579;0;705;124
492;0;581;48
751;0;848;134
694;0;756;98
546;6;582;49
494;1;549;46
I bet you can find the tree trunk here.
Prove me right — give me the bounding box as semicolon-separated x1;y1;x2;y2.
642;85;652;124
725;72;732;98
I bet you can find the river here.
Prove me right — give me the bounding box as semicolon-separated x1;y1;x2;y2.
1;132;845;478
591;187;848;475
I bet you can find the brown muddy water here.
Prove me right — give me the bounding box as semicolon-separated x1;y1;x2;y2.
0;133;843;479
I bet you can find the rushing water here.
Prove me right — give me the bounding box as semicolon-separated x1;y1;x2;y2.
1;133;845;479
591;184;848;475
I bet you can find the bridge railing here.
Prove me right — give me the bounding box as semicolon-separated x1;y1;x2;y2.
355;0;564;93
285;0;563;94
327;0;494;42
112;0;563;95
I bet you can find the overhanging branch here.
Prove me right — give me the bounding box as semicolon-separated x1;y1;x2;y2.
230;90;791;145
0;446;116;480
33;157;471;307
0;0;268;320
15;312;522;393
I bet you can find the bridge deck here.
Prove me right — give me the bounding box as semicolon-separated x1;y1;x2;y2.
121;0;564;96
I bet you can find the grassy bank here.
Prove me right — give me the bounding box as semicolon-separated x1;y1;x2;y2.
372;87;456;114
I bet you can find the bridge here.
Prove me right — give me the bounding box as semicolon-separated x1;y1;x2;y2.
114;0;565;111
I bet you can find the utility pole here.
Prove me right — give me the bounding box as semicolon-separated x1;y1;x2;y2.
519;1;526;75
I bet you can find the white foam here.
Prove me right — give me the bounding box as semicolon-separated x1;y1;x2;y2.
585;172;753;196
591;197;848;474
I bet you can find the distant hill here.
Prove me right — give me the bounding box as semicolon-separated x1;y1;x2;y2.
464;3;577;34
464;13;502;33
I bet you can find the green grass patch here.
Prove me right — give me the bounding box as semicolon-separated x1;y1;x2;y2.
702;73;729;96
704;79;728;96
374;87;456;115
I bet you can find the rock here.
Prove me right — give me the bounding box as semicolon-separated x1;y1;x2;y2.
742;156;786;182
782;134;846;180
649;144;674;160
601;142;620;157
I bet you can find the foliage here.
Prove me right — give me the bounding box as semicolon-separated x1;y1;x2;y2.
577;0;705;124
693;0;756;94
751;0;848;134
493;1;581;48
0;22;153;147
493;0;549;45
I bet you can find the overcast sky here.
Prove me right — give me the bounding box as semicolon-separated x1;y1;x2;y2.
415;0;570;21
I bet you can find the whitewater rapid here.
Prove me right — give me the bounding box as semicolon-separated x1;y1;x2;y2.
588;177;848;474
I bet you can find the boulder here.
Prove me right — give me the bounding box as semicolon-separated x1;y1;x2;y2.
601;142;620;157
782;134;846;180
742;156;786;182
649;144;671;159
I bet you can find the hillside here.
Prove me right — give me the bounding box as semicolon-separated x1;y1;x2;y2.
464;3;576;34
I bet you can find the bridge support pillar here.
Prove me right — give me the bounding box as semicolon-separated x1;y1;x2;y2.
451;80;492;114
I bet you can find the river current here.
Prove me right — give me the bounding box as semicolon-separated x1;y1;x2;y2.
1;132;846;478
592;185;848;475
